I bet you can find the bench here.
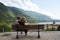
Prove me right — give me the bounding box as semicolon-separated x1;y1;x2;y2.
12;23;44;39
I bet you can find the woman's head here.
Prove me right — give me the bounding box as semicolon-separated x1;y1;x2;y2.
21;17;27;22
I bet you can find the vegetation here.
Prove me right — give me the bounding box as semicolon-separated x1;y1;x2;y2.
46;28;57;31
0;2;15;23
57;25;60;31
0;23;12;32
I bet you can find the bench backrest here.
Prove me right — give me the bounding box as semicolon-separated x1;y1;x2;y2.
12;24;44;31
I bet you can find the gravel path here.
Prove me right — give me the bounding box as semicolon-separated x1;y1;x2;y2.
0;31;60;40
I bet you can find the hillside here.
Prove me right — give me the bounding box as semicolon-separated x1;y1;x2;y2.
8;7;40;23
0;2;15;23
0;2;54;23
0;2;40;23
9;7;52;21
24;11;52;20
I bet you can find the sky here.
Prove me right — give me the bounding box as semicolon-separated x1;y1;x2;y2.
0;0;60;20
31;0;60;19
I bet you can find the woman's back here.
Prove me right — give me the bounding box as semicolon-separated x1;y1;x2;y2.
20;17;27;25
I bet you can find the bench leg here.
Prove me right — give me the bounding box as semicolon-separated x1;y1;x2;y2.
16;31;19;39
38;25;40;38
25;30;28;36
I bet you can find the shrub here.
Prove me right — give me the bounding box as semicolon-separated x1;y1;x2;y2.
46;28;52;31
0;23;12;32
57;25;60;31
46;28;57;31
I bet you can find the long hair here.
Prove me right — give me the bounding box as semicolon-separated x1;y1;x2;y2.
21;17;27;23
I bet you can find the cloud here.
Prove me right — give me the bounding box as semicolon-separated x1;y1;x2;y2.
0;0;40;11
23;0;40;11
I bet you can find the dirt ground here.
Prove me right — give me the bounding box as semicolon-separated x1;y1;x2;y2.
0;31;60;40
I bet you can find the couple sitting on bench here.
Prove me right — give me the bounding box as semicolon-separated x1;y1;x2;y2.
14;17;28;35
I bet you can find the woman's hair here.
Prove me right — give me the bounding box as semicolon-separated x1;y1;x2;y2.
21;17;27;23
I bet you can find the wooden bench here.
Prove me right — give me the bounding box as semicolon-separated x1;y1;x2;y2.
12;23;44;39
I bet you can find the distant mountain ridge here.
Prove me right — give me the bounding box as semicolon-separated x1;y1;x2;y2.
1;2;60;23
24;11;52;20
9;7;52;20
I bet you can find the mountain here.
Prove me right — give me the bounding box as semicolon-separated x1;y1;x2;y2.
0;2;53;23
53;19;60;22
24;11;52;20
8;7;41;23
0;2;15;23
0;2;40;23
9;7;52;20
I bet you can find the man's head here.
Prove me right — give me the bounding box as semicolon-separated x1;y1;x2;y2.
17;17;20;20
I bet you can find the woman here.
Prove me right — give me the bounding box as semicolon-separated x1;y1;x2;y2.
20;17;28;35
21;17;27;25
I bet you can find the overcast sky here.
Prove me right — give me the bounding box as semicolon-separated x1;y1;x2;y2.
0;0;60;20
